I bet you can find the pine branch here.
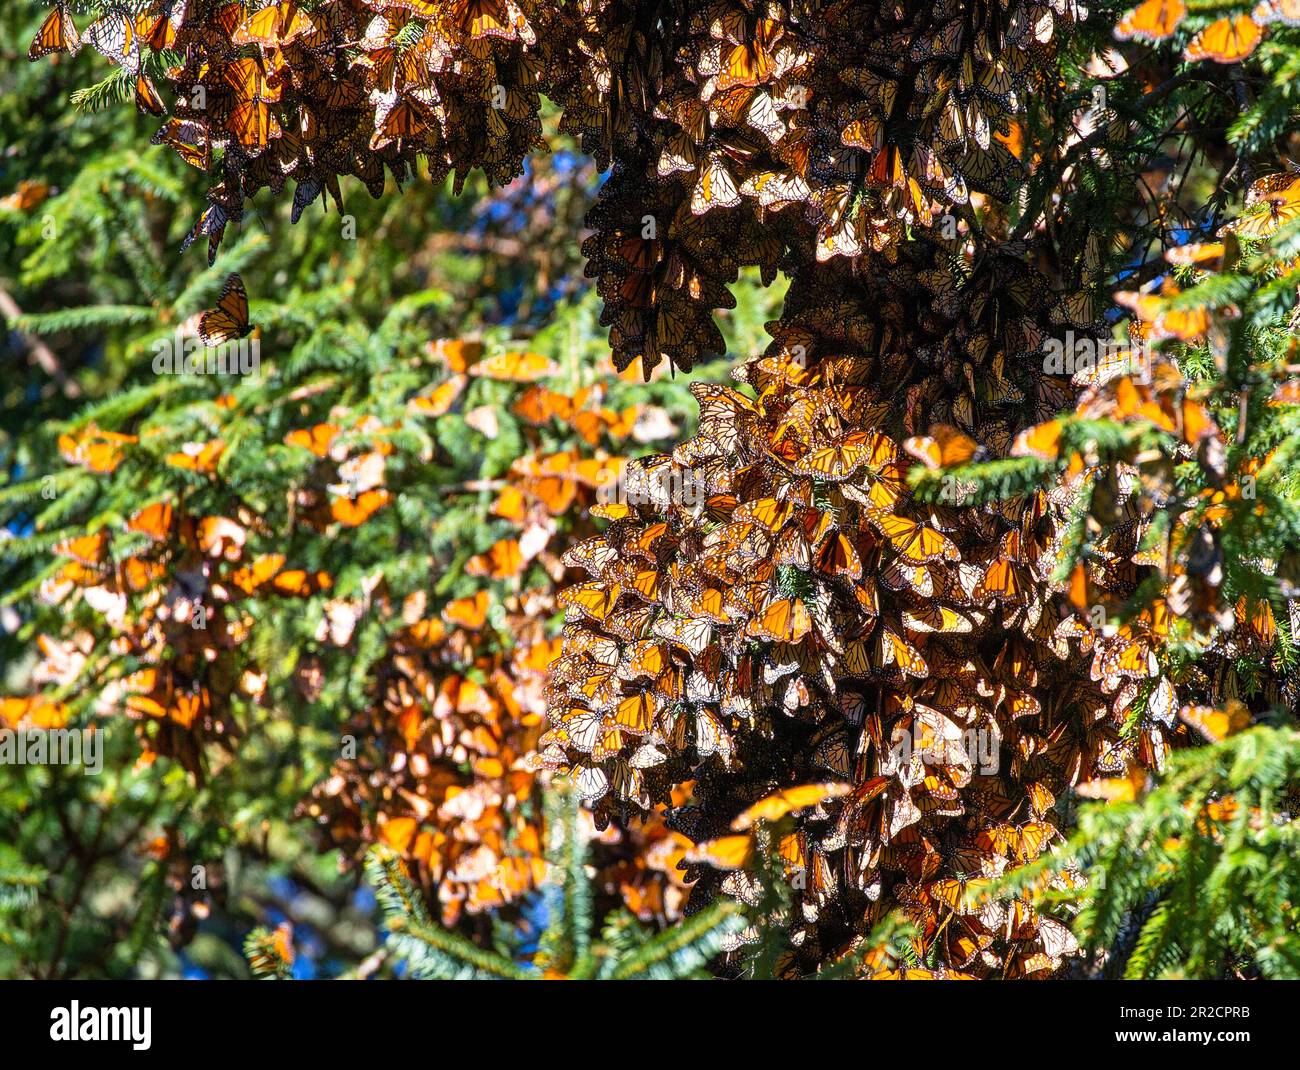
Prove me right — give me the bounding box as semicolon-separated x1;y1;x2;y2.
608;900;742;980
365;846;529;980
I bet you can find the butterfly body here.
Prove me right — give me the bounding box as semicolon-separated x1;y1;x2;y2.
198;274;254;348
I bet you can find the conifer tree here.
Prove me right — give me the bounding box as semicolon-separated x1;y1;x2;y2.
6;0;1300;979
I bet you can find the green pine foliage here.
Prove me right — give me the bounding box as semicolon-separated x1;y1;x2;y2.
1003;727;1300;979
362;785;746;981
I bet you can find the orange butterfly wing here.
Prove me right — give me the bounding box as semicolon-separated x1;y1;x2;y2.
1183;14;1261;64
1114;0;1186;41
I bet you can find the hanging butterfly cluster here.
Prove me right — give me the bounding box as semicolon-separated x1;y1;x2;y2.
303;580;556;925
295;341;696;926
537;23;1300;972
28;449;245;779
30;0;1081;375
539;244;1128;975
28;0;1094;973
1001;216;1300;746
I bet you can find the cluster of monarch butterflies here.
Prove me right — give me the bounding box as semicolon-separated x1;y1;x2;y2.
29;0;1080;374
21;0;1300;978
31;448;243;779
301;341;697;925
7;335;700;936
540;300;1104;975
26;399;435;779
8;384;399;935
536;153;1300;975
1003;202;1300;733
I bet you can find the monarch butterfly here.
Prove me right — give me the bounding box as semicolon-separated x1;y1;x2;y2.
196;515;245;560
180;203;228;266
233;2;318;48
622;639;669;680
0;180;50;213
544;705;602;754
871;512;961;564
814;185;870;261
1113;0;1185;41
228;98;281;148
166;439;225;472
456;0;535;46
468;350;557;382
1093;626;1159;680
512;385;576;424
284;423;339;457
1253;0;1300;25
977;821;1053;862
746;597;812;643
53;532;109;565
522;472;578;516
58;426;136;473
271;567;332;597
561;536;620;575
975;554;1031;603
612;692;657;736
145;0;188;50
813;528;862;580
1236;594;1278;644
873;628;929;678
135;74;165;116
791;429;880;481
691;155;742;215
28;5;81;60
864;535;927;591
85;10;141;74
442;590;490;631
901;604;973;634
903;425;981;470
651;615;714;656
128;680;211;729
127;502;173;541
331;489;390;527
1227;174;1300;239
1010;419;1062;461
466;538;525;579
741;168;812;210
1177;701;1250;743
559;581;621;623
686;833;755;870
369;97;431;151
198;275;252;348
714;22;781;94
230;553;287;594
428;338;484;373
731;783;852;831
1165;240;1227;269
150;118;209;170
400;617;446;650
1183;14;1261;64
